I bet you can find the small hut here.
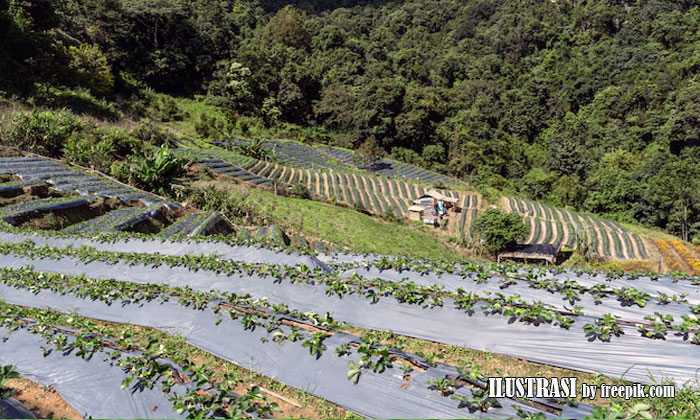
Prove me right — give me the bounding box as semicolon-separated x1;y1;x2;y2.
408;205;426;221
497;243;562;265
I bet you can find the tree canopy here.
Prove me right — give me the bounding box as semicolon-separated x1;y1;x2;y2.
2;0;700;240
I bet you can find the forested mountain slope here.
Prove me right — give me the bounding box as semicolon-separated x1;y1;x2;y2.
2;0;699;242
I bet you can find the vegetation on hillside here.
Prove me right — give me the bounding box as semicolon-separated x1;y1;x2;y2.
472;208;528;254
2;0;699;242
183;181;462;260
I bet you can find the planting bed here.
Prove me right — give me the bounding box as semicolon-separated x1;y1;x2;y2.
2;154;696;418
197;151;467;219
317;146;458;186
0;252;595;419
506;197;648;260
0;157;228;238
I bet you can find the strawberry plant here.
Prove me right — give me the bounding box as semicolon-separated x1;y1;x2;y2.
345;337;395;384
614;287;651;307
656;293;671;305
583;314;625;342
678;314;700;344
426;376;461;396
415;351;443;368
302;332;329;359
637;313;673;340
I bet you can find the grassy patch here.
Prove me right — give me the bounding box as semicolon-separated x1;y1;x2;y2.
157;95;226;140
258;191;457;259
188;180;462;260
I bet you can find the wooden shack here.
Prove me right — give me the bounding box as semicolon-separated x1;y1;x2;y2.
413;190;460;207
408;205;426;221
497;243;562;265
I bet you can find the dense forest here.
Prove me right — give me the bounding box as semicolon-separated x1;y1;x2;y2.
1;0;700;241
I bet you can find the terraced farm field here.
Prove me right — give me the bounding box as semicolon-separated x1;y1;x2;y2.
215;139;460;186
318;145;458;185
504;197;649;260
0;157;228;238
1;228;699;417
457;194;481;236
198;151;464;218
2;154;700;418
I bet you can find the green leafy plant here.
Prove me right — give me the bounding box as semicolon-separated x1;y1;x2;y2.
1;109;83;156
0;365;20;400
129;145;190;194
472;209;529;254
583;314;625;342
636;313;673;340
236;138;272;161
301;332;329;359
614;287;651;308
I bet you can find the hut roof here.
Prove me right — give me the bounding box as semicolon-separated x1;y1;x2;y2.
416;190;459;204
497;243;562;264
408;205;426;212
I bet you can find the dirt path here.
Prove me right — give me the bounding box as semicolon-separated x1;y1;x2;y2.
303;170;311;191
6;378;82;419
583;216;606;257
284;167;295;185
524;217;536;243
313;172;321;196
627;232;642;260
321;173;331;198
501;196;512;212
278;166;288;184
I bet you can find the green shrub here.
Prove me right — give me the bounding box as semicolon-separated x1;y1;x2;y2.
110;160;131;182
152;96;184;122
63;127;141;172
185;182;269;225
67;43;114;95
291;182;311;199
422;144;445;164
478;186;502;205
40;87;118;120
130;121;178;146
472;208;529;254
236;138;272;160
129;145;190;194
1;109;83;156
391;147;423;166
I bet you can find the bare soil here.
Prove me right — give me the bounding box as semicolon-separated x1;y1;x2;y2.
16;198;125;231
0;185;63;207
5;378;82;419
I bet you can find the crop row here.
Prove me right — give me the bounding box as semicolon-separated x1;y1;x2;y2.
0;266;571;419
0;157;168;207
204;154;466;217
317;146;458;185
507;197;648;260
5;239;697;323
7;247;700;353
0;300;280;419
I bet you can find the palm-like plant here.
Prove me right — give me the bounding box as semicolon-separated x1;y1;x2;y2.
236;138;272;161
131;145;190;194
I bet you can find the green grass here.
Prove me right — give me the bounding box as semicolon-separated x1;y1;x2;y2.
239;187;462;260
